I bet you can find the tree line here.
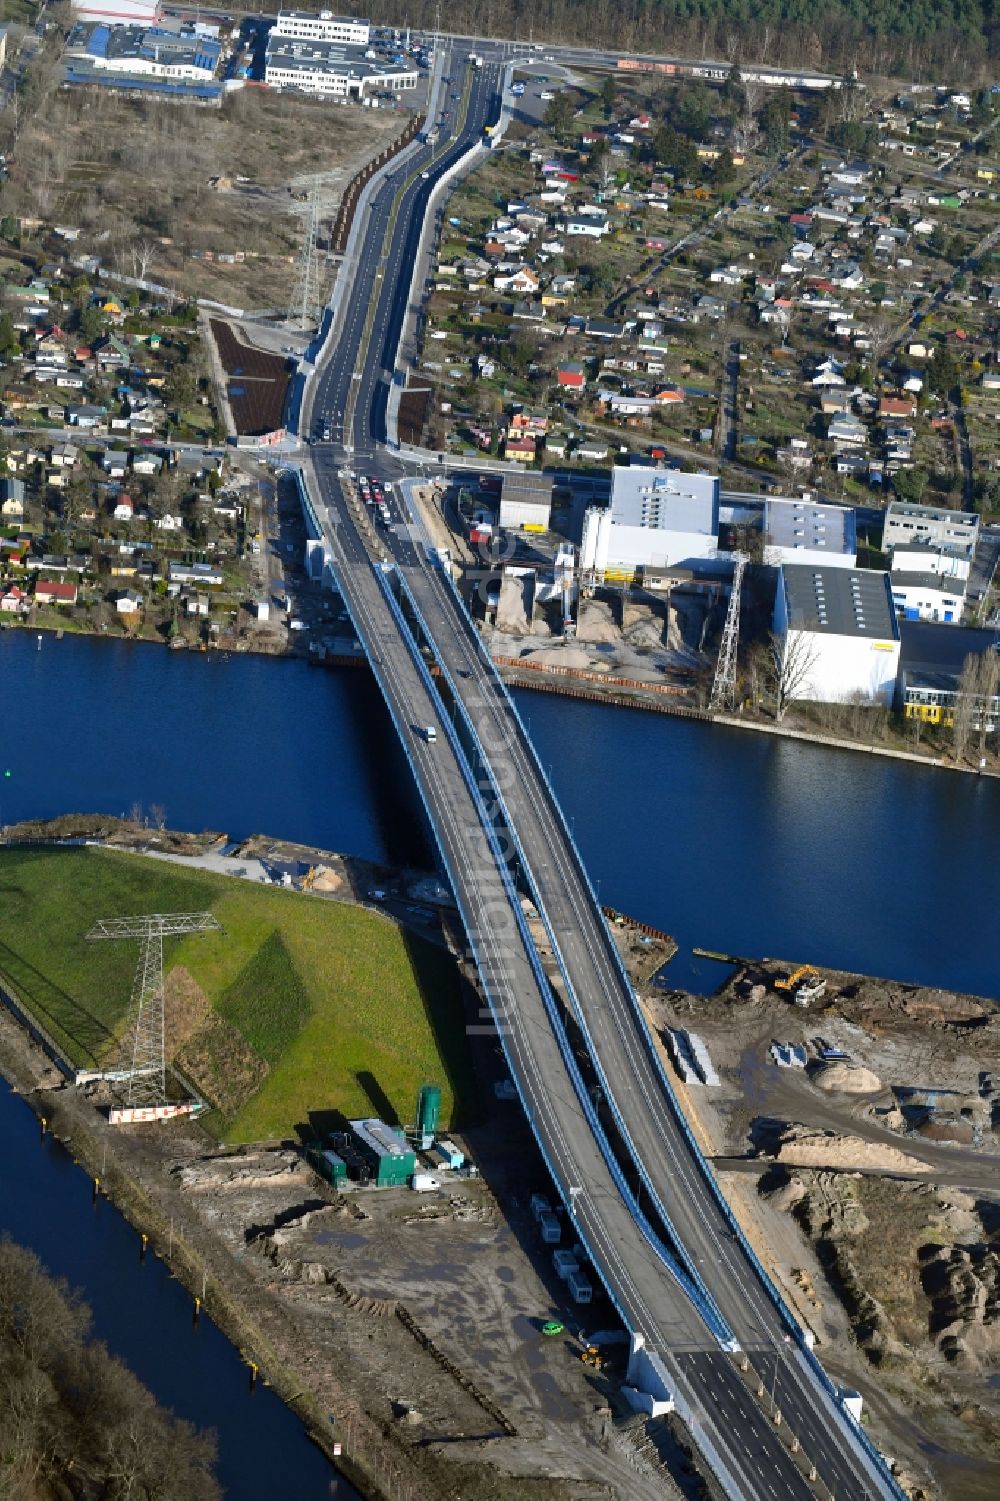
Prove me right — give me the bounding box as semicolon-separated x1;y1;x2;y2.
0;1237;220;1500
366;0;999;79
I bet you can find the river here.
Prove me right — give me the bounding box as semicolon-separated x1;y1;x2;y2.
3;630;999;999
1;627;999;1495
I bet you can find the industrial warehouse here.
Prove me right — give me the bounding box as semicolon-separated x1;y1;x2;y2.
63;19;224;98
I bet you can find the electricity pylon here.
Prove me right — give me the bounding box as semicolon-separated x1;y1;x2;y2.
709;553;747;713
290;178;322;328
86;913;221;1108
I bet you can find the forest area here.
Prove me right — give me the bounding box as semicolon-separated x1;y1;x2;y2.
367;0;1000;80
0;1239;220;1501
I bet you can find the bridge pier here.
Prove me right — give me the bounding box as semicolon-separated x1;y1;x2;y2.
623;1334;676;1418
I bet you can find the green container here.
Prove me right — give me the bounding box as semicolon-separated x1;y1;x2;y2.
416;1083;441;1139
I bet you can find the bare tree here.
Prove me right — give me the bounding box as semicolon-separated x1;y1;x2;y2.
866;312;899;381
951;653;979;763
740;77;764;151
130;237;157;285
742;638;771;712
148;802;168;831
770;628;819;721
974;648;1000;763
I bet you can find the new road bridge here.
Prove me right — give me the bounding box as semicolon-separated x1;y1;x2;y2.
291;47;903;1501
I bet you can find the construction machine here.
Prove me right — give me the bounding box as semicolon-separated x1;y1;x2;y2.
774;963;819;992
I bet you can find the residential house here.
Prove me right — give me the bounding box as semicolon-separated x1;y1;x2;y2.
509;409;548;437
563;212;610;239
167;561;224;587
585;316;629;340
828;414;868;447
709;265;743;286
113;495;134;521
115;590;144;615
94;335;130;371
1;479;25;520
878;395;917;419
66;404;106;429
0;585;28;614
34;579;78;607
575;440;609;461
131;452;163;476
493;266;539;294
557;362;587;390
834;451;869;476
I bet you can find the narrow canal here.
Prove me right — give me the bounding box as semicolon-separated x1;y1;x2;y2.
0;1074;355;1498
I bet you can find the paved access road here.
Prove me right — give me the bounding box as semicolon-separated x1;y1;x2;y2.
297;49;902;1501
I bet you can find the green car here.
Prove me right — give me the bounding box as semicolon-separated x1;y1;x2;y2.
542;1320;565;1338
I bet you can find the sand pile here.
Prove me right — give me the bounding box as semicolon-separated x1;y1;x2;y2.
813;1061;881;1094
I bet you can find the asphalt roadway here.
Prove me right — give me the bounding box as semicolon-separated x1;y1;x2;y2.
299;49;901;1501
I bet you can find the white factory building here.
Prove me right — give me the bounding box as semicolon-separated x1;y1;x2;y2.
773;563;900;705
499;474;553;532
762;495;857;569
271;9;371;46
888;543;971;582
890;570;967;624
580;466;720;581
265;34;418;97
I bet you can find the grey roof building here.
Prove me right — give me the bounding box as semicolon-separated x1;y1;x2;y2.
763;497;857;568
264;35;418;97
778;563;898;640
882;501;980;560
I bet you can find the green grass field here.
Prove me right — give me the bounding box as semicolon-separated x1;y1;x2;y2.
0;847;474;1143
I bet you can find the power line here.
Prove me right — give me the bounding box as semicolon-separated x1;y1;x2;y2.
290;178;322;329
86;913;221;1108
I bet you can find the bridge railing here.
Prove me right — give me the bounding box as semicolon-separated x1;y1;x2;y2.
421;562;906;1499
368;564;734;1346
391;567;736;1344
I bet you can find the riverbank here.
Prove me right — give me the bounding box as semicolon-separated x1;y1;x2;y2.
0;616;301;661
494;654;1000;780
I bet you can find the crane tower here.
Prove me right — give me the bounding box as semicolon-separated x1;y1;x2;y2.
709;553;747;713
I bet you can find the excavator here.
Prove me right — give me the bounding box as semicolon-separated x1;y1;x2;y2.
774;963;818;991
774;964;827;1006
